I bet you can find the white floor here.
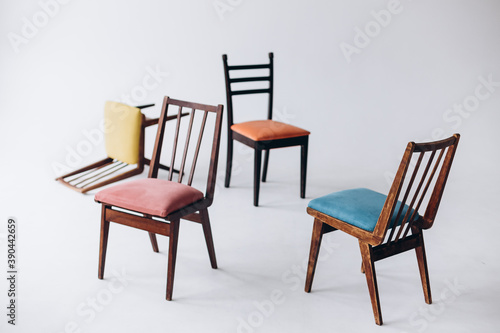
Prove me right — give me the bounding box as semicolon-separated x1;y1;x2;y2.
1;155;499;333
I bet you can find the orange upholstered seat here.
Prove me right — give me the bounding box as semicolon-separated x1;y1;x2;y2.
231;120;310;141
95;178;204;217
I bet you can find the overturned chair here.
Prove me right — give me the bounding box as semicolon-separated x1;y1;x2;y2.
56;102;187;193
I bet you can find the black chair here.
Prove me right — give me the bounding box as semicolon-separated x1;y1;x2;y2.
223;52;310;206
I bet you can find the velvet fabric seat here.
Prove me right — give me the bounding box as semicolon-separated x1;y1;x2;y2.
308;188;416;232
95;178;204;217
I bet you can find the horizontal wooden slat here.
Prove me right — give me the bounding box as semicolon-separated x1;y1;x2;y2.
372;234;421;262
230;76;270;83
167;98;219;113
182;212;202;223
231;88;271;96
228;64;270;70
106;209;170;236
414;135;458;152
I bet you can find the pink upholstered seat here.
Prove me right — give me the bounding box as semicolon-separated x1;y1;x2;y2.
95;178;204;217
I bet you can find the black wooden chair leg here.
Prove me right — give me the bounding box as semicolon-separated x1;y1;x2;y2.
300;140;308;198
225;136;233;188
254;148;262;206
262;149;270;182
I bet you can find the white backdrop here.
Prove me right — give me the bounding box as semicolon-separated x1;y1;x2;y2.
1;1;499;332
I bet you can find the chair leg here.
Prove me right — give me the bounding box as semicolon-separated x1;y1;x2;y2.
415;231;432;304
262;149;270;182
305;218;325;293
300;140;308;199
200;208;218;269
225;135;233;188
254;148;262;206
166;219;180;301
148;232;159;253
98;205;110;279
359;241;383;325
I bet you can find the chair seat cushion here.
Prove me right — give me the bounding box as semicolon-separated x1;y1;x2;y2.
308;188;418;232
231;120;310;141
104;101;142;165
95;178;204;217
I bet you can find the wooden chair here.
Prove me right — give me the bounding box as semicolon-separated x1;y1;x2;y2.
222;53;310;206
304;134;460;325
94;97;224;300
56;102;187;193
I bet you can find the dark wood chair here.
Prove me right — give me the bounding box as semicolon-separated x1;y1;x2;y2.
222;52;310;206
56;102;187;193
94;97;223;300
304;134;460;325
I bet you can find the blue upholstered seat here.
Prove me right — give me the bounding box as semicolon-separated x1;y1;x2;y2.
308;188;418;232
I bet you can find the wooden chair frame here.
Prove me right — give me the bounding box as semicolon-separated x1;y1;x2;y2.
96;97;223;300
56;104;187;193
305;134;460;325
223;53;309;206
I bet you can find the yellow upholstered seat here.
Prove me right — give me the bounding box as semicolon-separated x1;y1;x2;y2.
104;101;142;165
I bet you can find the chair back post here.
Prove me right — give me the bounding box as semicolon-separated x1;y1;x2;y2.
373;142;415;243
267;52;274;120
421;133;460;229
222;54;234;129
148;96;171;179
205;104;224;205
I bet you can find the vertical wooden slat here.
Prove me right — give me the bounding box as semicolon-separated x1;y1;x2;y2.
187;110;208;186
393;150;436;242
177;108;196;183
168;106;183;181
66;160;115;183
401;148;446;239
75;161;127;186
387;152;424;243
73;161;122;186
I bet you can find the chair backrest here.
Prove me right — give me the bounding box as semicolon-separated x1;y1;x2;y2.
104;101;143;165
222;53;274;128
148;97;224;205
373;134;460;244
